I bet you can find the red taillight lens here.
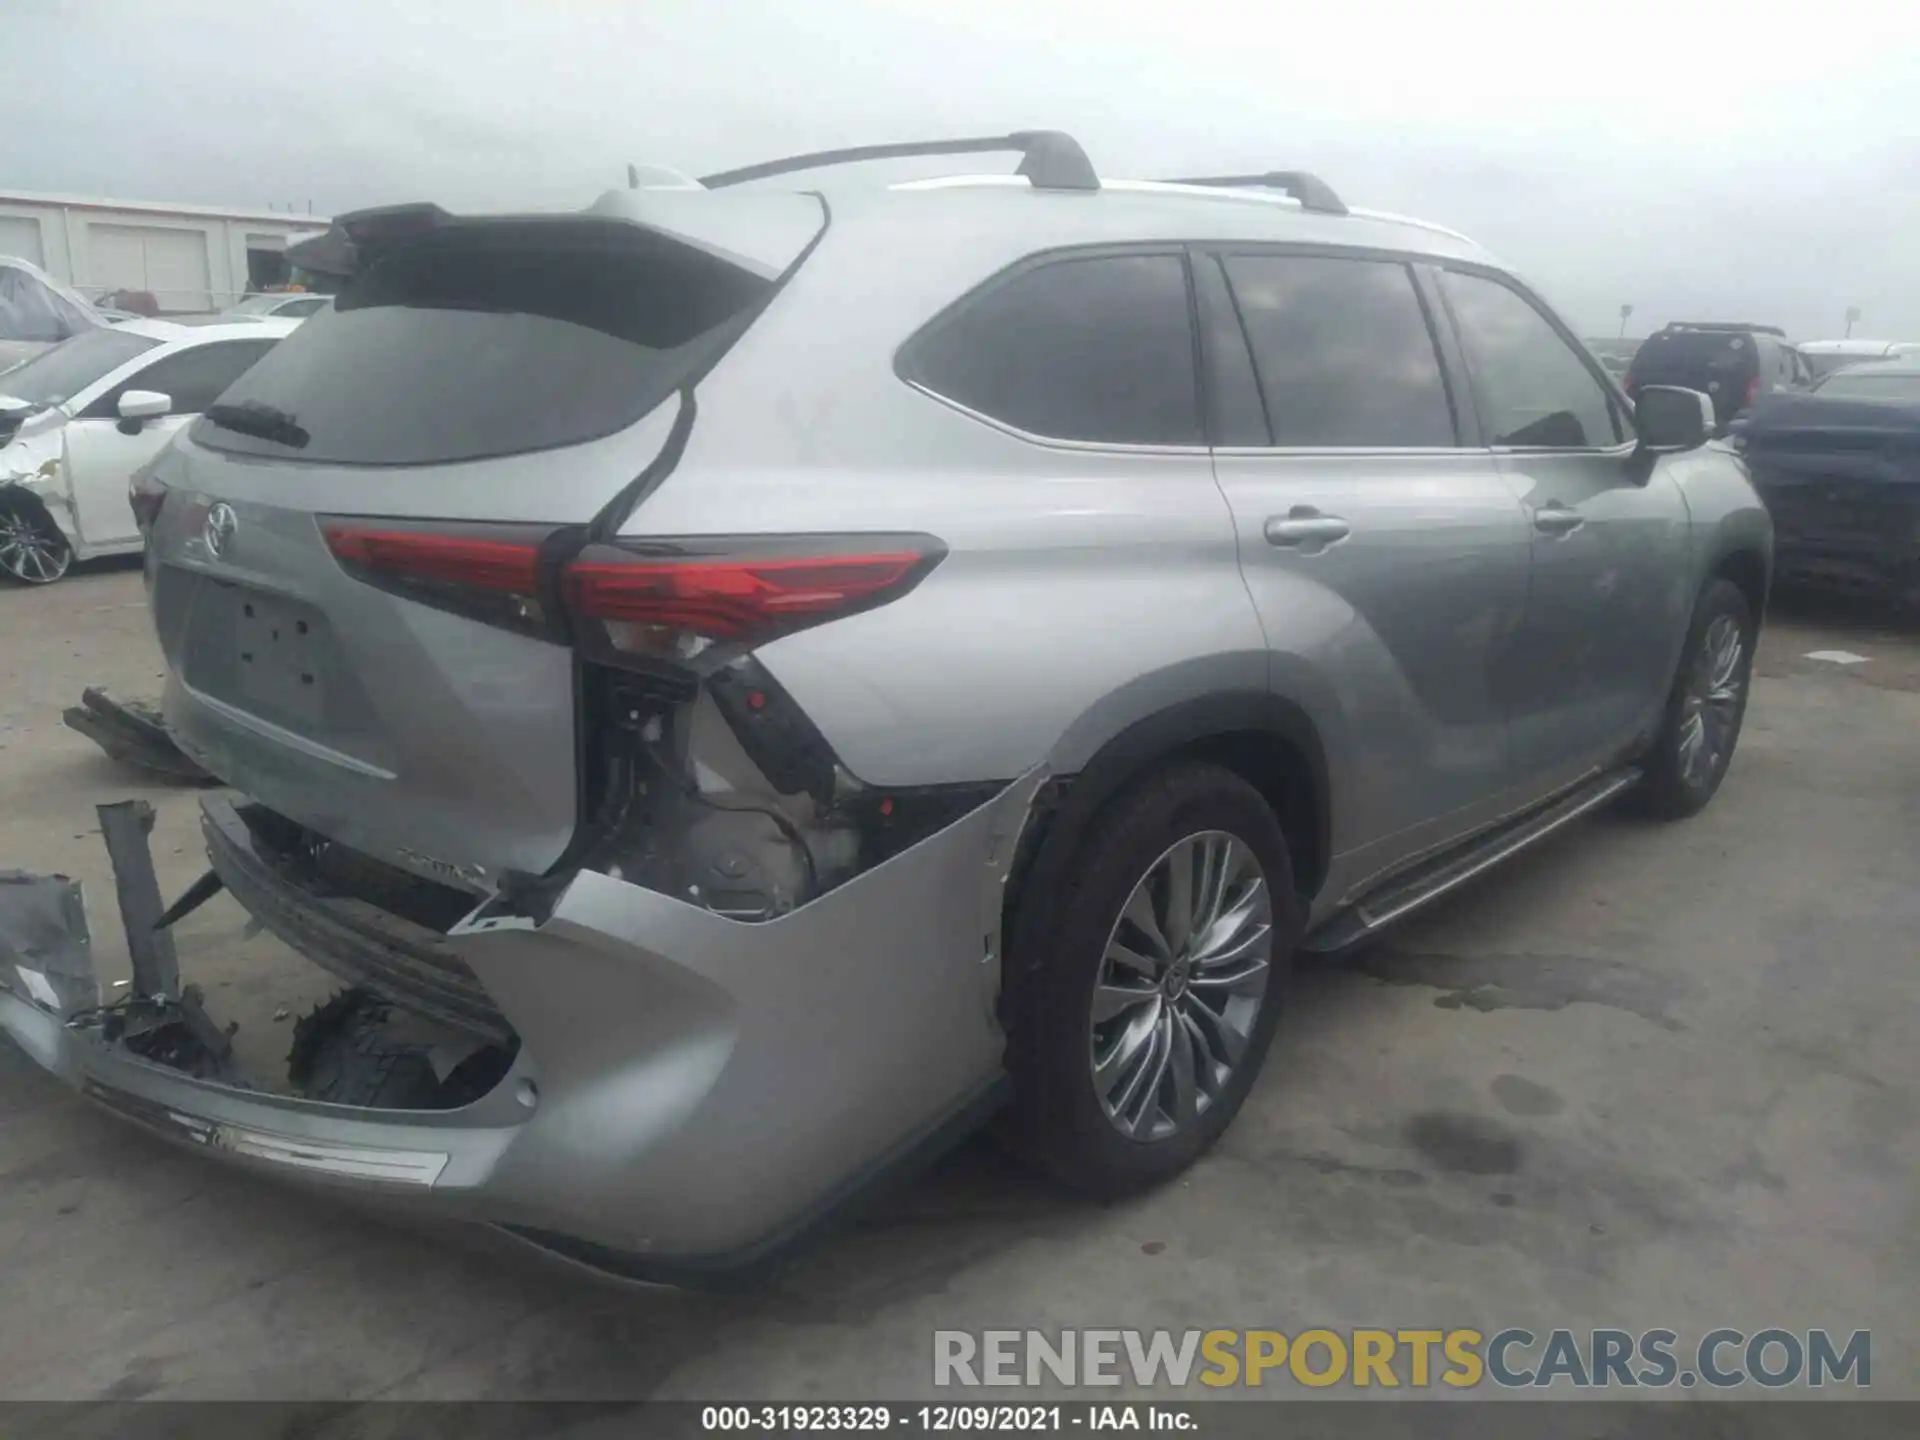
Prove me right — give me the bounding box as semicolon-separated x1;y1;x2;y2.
565;537;944;660
322;522;543;593
320;518;556;634
319;520;945;659
1743;375;1761;408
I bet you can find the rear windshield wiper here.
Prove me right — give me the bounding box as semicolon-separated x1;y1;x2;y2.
203;401;310;449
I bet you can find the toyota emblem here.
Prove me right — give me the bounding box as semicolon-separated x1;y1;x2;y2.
203;502;238;560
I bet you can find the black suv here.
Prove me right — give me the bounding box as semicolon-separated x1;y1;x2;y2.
1626;323;1810;434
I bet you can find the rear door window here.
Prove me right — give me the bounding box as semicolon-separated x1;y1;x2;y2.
193;224;777;466
902;252;1201;446
1442;271;1623;447
1218;253;1458;446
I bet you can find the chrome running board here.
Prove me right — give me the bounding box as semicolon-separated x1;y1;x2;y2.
1301;767;1642;954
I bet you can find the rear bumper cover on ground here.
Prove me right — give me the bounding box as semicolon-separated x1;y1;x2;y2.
0;776;1041;1273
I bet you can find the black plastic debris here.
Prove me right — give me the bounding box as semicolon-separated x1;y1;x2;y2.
0;870;97;1017
62;688;216;784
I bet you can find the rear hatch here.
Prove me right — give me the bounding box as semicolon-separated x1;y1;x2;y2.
1628;330;1760;423
1741;388;1920;554
146;193;826;891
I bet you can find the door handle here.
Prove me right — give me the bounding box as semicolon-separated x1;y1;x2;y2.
1264;511;1352;548
1531;504;1585;537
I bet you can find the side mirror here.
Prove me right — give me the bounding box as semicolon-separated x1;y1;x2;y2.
1633;385;1712;454
116;389;171;435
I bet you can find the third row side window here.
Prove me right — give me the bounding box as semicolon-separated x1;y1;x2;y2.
905;254;1201;447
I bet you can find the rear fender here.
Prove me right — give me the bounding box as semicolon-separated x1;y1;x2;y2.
1001;673;1343;1023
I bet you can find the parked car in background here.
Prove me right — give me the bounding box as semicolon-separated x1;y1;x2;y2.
1797;338;1920;379
1737;357;1920;607
0;256;105;372
1586;337;1639;379
224;291;333;320
0;316;298;584
94;288;162;319
1625;322;1810;434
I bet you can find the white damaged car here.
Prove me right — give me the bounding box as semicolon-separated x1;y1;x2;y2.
0;315;297;584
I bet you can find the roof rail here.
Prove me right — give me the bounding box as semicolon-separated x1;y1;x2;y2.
1158;171;1348;216
698;131;1100;192
1661;321;1787;337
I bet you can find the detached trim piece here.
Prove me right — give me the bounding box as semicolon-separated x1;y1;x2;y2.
700;131;1100;193
200;797;513;1046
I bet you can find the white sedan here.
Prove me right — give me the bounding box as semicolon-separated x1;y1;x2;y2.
0;315;300;584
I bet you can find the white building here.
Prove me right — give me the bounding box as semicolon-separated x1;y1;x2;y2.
0;190;329;314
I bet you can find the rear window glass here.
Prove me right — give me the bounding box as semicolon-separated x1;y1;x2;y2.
193;225;773;466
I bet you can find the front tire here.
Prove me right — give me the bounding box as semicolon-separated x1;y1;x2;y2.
1632;578;1756;819
0;501;72;585
1005;763;1299;1197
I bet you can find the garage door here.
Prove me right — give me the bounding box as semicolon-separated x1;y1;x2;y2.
88;223;213;312
0;215;45;267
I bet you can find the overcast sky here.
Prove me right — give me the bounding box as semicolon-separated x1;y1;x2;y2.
12;0;1918;339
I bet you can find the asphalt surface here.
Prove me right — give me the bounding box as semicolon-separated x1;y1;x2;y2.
1;562;1916;1403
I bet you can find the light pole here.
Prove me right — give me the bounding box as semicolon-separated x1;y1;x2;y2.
1845;306;1861;338
1619;303;1634;338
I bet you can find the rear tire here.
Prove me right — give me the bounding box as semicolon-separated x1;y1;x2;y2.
287;989;510;1109
0;500;72;585
1631;579;1756;820
1004;762;1299;1197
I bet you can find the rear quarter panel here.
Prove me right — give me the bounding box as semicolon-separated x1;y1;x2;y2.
623;213;1278;791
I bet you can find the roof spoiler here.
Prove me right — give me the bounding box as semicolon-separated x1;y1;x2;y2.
1158;171;1348;216
698;131;1101;192
283;202;453;277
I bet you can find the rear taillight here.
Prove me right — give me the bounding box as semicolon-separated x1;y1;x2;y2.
129;468;167;535
1743;375;1761;408
320;518;556;635
563;539;942;660
319;519;945;660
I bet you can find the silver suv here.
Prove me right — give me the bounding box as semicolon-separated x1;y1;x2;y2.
2;133;1770;1280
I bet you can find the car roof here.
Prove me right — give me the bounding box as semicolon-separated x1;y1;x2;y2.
583;171;1502;269
1821;356;1920;378
113;315;304;344
1799;339;1915;357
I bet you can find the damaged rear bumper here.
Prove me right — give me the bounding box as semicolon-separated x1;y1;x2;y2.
0;775;1040;1278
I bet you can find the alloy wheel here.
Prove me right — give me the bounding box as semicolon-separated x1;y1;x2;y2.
0;509;71;585
1088;830;1273;1141
1677;613;1745;785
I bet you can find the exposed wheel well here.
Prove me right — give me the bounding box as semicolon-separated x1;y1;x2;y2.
1002;697;1331;964
0;485;67;538
1714;547;1769;623
1178;730;1327;902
